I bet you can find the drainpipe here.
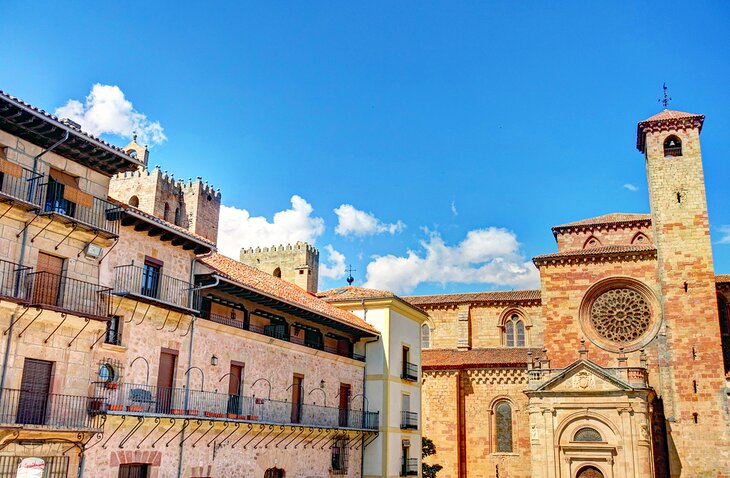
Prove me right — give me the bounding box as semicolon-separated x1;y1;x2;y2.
0;130;70;395
177;255;217;478
359;296;380;478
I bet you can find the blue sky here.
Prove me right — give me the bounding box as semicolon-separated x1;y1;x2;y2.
2;1;729;294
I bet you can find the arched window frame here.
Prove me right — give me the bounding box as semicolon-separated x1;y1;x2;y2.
273;267;282;278
421;323;431;349
490;397;516;454
663;134;682;157
500;309;530;347
631;231;651;245
573;427;603;442
163;202;170;222
129;195;139;208
583;235;602;249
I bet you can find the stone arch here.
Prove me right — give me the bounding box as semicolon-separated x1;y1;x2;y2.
555;410;620;447
499;308;531;347
631;231;651;245
663;134;682;157
129;195;139;207
163;202;170;222
576;465;605;478
273;267;282;278
583;235;603;249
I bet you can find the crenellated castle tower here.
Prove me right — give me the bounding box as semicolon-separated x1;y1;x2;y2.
239;242;319;293
108;138;221;243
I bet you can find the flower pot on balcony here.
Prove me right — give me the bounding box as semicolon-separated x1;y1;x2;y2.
249;415;259;421
108;404;123;411
237;414;248;420
227;413;238;419
171;408;185;415
104;382;118;390
126;405;144;413
186;409;199;416
255;398;264;405
204;411;224;418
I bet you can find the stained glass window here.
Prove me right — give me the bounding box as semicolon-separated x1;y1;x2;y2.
495;401;513;452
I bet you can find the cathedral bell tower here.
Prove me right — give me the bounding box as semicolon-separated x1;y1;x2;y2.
638;109;730;475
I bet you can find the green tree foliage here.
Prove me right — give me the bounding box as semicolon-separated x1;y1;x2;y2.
422;436;443;478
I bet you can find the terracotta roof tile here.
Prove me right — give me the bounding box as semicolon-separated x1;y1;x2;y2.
552;213;651;232
640;109;703;123
318;286;397;301
422;348;543;369
636;109;704;152
199;254;378;334
404;289;541;307
533;244;656;265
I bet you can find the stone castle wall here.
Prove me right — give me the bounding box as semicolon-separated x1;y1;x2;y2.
239;242;320;293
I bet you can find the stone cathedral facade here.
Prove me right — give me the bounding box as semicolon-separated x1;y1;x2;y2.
409;109;730;478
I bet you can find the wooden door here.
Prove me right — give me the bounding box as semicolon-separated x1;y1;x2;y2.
33;252;64;306
17;358;53;425
155;351;177;414
338;383;350;427
118;464;149;478
227;363;244;415
290;375;303;423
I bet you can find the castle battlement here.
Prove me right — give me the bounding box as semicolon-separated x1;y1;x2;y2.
239;241;319;293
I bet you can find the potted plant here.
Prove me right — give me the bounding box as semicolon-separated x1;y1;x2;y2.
104;381;118;390
186;409;199;416
227;413;238;419
171;408;185;415
108;404;123;412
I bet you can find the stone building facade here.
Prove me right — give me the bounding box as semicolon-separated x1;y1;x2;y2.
409;109;730;478
239;242;320;293
0;90;392;478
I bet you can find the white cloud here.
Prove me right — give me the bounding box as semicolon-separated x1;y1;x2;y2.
334;204;405;237
55;84;166;146
363;228;539;294
320;245;347;280
718;225;730;244
623;183;639;192
451;201;458;216
217;195;325;258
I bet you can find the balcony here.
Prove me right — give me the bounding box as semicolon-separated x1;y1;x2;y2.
401;411;418;430
27;271;111;320
0;164;43;209
0;259;30;302
95;382;379;431
401;361;419;381
400;458;418;476
0;388;104;431
113;264;199;312
38;182;121;237
201;311;366;362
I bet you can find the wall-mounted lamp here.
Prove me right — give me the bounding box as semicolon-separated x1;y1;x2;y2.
211;355;218;366
320;379;326;388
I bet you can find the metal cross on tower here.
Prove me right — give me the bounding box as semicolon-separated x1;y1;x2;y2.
345;265;356;285
658;83;672;109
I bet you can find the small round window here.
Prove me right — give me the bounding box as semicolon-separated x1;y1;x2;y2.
99;363;115;383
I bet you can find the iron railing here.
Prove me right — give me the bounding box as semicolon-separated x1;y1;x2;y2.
201;312;366;362
113;264;199;311
27;271;111;319
0;260;30;301
402;361;419;381
0;388;104;430
400;458;418;476
0;164;43;207
38;182;121;236
664;146;682;157
95;382;379;430
401;411;418;430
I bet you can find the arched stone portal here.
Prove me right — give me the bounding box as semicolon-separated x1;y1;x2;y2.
264;468;285;478
576;465;604;478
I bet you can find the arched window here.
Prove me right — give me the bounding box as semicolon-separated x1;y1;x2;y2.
574;427;602;442
504;314;526;347
421;324;431;349
163;202;170;221
264;468;285;478
129;195;139;207
273;267;282;278
174;207;181;226
663;135;682;157
494;401;513;452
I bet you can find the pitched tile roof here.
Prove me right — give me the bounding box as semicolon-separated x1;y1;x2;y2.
640;109;703;123
533;244;656;266
318;286;396;301
199;253;378;334
552;213;651;233
422;348;544;369
404;289;541;307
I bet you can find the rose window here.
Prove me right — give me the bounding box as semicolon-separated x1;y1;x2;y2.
589;288;652;344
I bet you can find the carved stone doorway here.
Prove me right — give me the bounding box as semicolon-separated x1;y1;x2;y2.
576;466;604;478
264;468;285;478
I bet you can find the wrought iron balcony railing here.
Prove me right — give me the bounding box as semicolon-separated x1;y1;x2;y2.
113;264;199;312
0;259;30;302
27;271;111;320
0;164;43;207
201;311;366;362
402;361;419;381
95;382;379;430
0;388;104;431
400;458;418;476
401;411;418;430
38;182;121;236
